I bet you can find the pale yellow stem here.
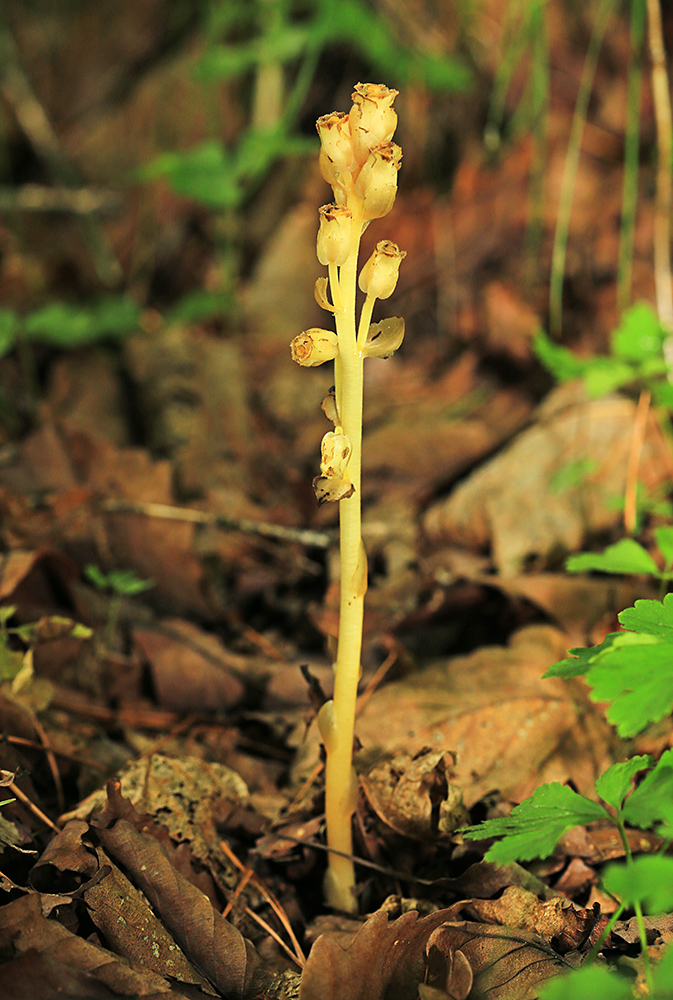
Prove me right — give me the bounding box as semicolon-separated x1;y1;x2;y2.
322;211;366;912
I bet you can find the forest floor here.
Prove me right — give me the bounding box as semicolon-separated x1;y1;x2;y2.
1;2;673;998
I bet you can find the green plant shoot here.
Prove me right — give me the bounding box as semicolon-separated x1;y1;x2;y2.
291;83;406;912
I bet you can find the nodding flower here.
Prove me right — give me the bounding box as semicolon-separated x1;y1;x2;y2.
349;82;399;167
359;241;407;300
316;205;353;267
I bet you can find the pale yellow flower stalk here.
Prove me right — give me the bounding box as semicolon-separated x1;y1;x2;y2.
292;83;405;913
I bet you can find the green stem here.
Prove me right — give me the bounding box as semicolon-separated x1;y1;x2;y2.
323;212;366;912
549;0;614;337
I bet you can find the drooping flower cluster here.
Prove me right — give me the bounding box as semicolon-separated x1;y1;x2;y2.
290;83;407;506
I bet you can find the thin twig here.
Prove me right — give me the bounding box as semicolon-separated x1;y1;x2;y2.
102;498;332;549
9;781;59;832
218;838;306;967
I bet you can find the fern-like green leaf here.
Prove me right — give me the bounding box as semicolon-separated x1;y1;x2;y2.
462;784;608;864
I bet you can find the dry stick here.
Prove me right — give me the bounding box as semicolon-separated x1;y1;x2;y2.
9;781;59;833
102;498;332;549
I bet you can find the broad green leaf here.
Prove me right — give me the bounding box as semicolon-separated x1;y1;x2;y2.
538;963;632;1000
611;302;665;363
566;539;658;576
166;289;233;324
0;635;23;681
619;593;673;638
595;756;653;810
603;855;673;912
654;525;673;569
462;783;608;864
586;643;673;737
142;141;242;209
623;750;673;829
107;570;154;596
84;564;110;590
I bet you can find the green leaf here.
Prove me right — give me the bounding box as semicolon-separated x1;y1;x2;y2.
623;750;673;830
566;539;659;576
533;329;589;382
543;632;620;679
582;356;638;397
652;943;673;995
0;308;18;357
0;635;23;681
107;570;154;596
654;526;673;570
611;302;665;363
166;289;233;325
595;756;653;810
618;593;673;638
0;606;17;627
24;297;139;348
84;564;110;591
141;141;242;209
462;783;608;863
538;963;633;1000
586;642;673;737
603;855;673;912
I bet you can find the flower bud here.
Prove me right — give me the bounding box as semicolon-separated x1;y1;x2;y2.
316;112;356;182
349;83;399;165
290;328;339;366
320;429;352;479
358;241;407;300
317;204;353;266
355;142;402;220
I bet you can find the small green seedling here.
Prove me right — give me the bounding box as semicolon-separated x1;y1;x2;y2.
291;83;406;912
84;565;154;650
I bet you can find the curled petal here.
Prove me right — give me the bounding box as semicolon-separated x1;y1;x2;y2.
314;277;335;312
291;328;338;366
363;316;405;358
312;476;355;505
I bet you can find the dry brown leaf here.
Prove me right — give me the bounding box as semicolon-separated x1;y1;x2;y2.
423;383;673;574
132;624;245;711
299;905;465;1000
463;886;596;953
353;625;616;806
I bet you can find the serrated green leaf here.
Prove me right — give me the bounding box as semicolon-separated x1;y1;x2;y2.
586;644;673;737
595;756;653;810
543;632;620;679
654;526;673;570
538;963;633;1000
462;783;608;864
619;593;673;638
603;855;673;912
623;750;673;829
566;539;659;576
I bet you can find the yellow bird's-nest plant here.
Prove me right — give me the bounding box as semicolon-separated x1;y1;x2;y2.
290;83;406;912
